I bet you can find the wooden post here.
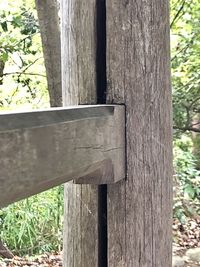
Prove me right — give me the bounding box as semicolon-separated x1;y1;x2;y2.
61;0;99;266
61;0;172;266
106;1;173;266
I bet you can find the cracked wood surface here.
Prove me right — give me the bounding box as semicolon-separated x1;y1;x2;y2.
106;1;173;266
61;0;100;265
0;105;125;209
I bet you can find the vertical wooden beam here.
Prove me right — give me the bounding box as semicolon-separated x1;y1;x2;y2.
35;0;62;107
106;1;173;267
61;0;98;266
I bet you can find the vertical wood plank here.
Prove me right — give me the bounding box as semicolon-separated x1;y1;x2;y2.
61;0;98;266
35;0;62;107
106;1;173;266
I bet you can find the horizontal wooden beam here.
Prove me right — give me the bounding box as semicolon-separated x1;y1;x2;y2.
0;105;125;208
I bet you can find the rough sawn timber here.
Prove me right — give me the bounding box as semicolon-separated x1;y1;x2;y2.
61;0;99;266
0;105;125;209
106;1;173;267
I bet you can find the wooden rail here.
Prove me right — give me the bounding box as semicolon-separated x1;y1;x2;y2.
0;105;125;208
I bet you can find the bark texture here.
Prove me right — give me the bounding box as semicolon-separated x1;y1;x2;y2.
35;0;62;107
0;59;5;85
106;1;173;267
61;0;98;266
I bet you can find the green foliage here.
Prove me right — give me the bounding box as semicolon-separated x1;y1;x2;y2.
0;186;64;255
0;8;39;57
0;0;49;110
171;0;200;132
171;0;200;224
174;137;200;199
173;136;200;223
192;133;200;168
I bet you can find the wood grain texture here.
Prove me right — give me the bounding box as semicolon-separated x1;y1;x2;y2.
0;105;125;208
35;0;62;107
61;0;99;266
106;1;173;266
61;0;96;105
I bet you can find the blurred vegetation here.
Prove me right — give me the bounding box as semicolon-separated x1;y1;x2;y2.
171;0;200;225
0;0;49;110
173;137;200;223
0;186;64;255
0;0;200;256
171;0;200;134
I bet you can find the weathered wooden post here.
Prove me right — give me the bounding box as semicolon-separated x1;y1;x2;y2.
61;1;100;266
61;0;172;267
106;2;172;266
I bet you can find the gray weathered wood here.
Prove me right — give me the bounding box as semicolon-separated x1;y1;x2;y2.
61;0;99;265
35;0;62;107
0;105;125;208
106;1;173;267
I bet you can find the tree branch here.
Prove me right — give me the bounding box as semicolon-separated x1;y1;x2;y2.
171;38;194;62
191;122;200;128
3;72;46;77
170;0;187;28
190;96;200;109
173;126;200;133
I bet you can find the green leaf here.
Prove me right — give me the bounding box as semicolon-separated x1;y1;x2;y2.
184;184;196;199
1;21;8;32
12;15;22;27
2;52;8;63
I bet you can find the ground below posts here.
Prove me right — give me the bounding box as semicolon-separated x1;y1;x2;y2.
0;219;199;267
0;252;62;267
173;218;200;267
